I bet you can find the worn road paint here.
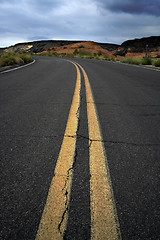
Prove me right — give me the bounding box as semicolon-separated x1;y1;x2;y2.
77;63;121;240
36;62;81;240
36;60;121;240
0;59;36;74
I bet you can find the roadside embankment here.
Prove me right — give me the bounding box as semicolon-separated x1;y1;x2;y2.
0;53;34;72
38;51;160;68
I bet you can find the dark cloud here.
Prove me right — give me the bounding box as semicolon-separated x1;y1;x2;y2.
103;0;160;16
0;0;160;47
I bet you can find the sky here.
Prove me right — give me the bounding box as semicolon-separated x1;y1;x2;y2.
0;0;160;47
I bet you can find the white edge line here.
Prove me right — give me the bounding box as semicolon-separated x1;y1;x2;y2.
113;60;160;72
0;59;36;74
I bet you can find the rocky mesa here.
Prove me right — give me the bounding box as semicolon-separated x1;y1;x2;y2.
114;36;160;58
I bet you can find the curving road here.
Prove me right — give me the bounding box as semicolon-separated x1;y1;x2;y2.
0;56;160;240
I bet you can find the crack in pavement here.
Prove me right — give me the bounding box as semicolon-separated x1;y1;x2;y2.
58;147;78;237
56;63;159;238
57;85;84;237
65;134;160;146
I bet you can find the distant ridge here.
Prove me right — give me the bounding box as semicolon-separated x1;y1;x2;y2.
2;40;82;53
114;36;160;57
2;40;119;53
1;36;160;58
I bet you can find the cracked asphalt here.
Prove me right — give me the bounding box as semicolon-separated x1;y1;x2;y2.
0;56;160;240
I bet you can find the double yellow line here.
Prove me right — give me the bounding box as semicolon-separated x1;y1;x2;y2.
36;61;121;240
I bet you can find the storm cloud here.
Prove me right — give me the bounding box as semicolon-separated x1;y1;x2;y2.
0;0;159;47
100;0;160;16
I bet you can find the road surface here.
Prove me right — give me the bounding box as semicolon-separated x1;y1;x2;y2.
0;56;160;239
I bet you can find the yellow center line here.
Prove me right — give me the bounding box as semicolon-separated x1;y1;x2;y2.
35;62;81;240
36;60;121;240
77;63;121;240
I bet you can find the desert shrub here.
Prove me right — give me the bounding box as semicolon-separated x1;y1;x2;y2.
0;54;16;67
66;54;74;58
0;52;33;68
141;57;152;65
120;57;141;65
98;50;102;56
131;58;141;65
19;53;33;63
14;56;24;65
79;45;84;48
129;58;141;65
85;56;94;59
120;58;127;63
78;49;92;56
153;59;160;67
105;57;115;61
59;53;67;57
73;49;78;55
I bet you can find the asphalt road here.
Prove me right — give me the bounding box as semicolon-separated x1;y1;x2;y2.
0;56;160;240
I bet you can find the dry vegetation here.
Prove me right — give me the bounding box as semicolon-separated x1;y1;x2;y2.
0;52;33;70
38;51;160;68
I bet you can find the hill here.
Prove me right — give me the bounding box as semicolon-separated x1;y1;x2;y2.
2;40;82;53
2;40;119;54
43;41;115;57
2;36;160;58
114;36;160;58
